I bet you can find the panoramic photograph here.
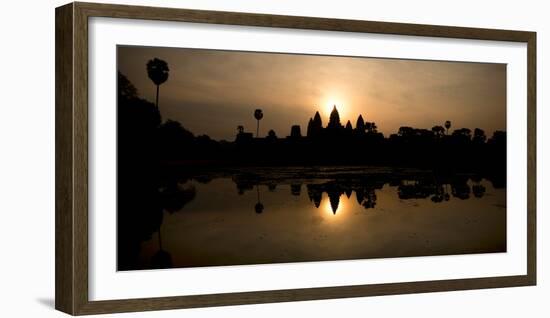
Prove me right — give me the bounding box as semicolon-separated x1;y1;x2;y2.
116;45;507;271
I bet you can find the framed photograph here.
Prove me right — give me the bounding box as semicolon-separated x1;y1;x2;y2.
55;2;536;315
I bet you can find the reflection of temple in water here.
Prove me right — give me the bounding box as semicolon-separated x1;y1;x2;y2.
118;168;502;270
230;173;492;214
303;177;488;214
306;179;384;214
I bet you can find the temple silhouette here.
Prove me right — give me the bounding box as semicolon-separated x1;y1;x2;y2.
223;104;504;173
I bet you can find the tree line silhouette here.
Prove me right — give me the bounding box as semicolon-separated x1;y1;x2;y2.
117;57;506;175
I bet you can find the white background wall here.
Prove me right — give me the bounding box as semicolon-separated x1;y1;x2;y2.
0;0;547;317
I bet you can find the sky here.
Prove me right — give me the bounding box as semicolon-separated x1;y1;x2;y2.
118;46;506;141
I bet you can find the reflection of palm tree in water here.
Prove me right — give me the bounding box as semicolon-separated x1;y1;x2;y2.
255;185;264;214
151;226;172;269
150;182;198;269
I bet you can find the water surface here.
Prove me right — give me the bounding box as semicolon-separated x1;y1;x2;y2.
119;166;506;270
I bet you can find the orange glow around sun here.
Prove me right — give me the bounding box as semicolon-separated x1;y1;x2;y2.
316;93;354;125
320;192;353;221
321;95;348;121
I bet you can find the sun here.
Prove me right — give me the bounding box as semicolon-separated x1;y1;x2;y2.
323;98;346;119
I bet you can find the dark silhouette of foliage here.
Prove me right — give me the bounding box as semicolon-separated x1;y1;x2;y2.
432;125;445;138
161;183;196;213
490;130;506;143
365;121;377;133
398;126;414;137
266;129;278;142
445;120;452;135
117;71;163;270
118;71;138;99
452;128;472;138
158;120;194;159
473;128;487;144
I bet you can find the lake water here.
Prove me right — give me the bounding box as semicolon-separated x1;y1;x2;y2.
120;166;506;270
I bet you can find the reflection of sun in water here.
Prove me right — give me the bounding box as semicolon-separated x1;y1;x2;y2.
320;192;352;221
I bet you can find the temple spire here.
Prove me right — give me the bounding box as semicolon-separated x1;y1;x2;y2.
328;105;342;129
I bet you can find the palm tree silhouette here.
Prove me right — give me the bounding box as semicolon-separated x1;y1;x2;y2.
444;120;451;135
254;109;263;137
146;58;169;109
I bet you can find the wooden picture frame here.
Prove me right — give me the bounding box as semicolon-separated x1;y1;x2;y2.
56;2;536;315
